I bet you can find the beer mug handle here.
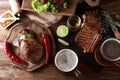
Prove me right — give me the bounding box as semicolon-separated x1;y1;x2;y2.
72;68;81;79
113;60;120;68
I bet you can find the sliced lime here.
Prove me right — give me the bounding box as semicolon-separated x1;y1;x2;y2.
58;38;69;46
56;25;69;37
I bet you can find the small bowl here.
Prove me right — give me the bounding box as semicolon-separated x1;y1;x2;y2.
54;49;78;72
100;38;120;62
0;10;17;29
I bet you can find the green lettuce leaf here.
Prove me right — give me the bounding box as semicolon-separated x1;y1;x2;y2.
32;0;50;13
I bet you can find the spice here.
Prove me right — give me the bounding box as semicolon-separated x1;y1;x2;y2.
0;10;16;29
4;41;27;65
41;29;51;64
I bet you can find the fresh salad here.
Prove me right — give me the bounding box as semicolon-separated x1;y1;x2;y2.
31;0;68;13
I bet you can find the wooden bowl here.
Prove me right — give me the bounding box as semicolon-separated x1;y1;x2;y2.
94;46;113;67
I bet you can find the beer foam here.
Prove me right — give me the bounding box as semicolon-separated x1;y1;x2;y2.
55;49;78;72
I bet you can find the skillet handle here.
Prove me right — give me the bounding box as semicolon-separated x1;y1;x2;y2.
113;30;120;39
84;0;100;6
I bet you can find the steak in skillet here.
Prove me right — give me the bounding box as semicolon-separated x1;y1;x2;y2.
19;29;44;64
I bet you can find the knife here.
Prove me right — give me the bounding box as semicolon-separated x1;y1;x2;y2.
84;0;100;6
110;23;120;39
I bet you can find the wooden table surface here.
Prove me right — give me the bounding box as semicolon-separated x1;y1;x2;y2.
0;0;120;80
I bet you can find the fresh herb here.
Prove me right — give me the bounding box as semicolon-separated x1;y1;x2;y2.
63;1;68;9
102;10;120;28
32;0;50;13
31;0;68;13
20;34;34;40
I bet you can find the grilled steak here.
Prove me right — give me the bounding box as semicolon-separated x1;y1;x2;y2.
19;29;44;64
75;11;102;53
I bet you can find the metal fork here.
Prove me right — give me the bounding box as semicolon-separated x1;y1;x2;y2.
0;17;19;23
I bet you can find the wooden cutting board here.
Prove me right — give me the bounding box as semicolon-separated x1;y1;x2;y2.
21;0;80;16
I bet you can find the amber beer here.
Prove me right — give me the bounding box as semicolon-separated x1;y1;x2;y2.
67;15;81;32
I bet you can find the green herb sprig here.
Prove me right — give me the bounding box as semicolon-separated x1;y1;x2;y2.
32;0;68;13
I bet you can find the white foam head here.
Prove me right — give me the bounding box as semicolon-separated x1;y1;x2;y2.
54;49;78;72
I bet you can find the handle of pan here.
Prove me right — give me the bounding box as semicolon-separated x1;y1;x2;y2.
84;0;100;6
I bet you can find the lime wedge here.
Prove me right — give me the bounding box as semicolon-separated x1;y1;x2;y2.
56;25;69;37
58;38;69;46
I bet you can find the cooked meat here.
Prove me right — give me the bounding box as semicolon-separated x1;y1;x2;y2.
20;38;44;63
39;0;48;4
19;29;44;64
52;0;64;8
75;11;102;53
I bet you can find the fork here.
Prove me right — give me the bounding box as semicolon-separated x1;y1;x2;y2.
0;17;19;23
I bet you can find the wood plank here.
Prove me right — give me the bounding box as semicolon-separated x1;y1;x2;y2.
100;0;120;19
0;0;10;15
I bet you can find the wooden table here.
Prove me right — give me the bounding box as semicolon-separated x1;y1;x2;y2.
0;0;120;80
